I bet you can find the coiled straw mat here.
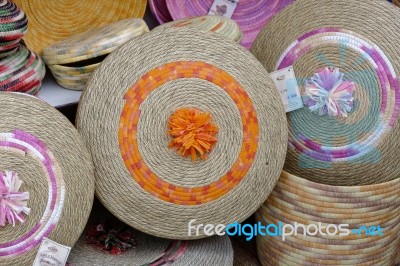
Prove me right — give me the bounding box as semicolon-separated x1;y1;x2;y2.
67;204;234;266
166;0;294;49
149;0;173;24
76;26;288;239
0;93;95;266
251;0;400;186
0;0;27;58
42;19;149;90
156;15;243;44
0;45;45;95
256;171;400;266
12;0;148;55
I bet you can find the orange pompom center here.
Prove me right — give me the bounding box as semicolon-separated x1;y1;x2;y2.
168;108;219;160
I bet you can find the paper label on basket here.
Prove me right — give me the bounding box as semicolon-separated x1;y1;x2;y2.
33;238;71;266
270;66;304;112
208;0;239;18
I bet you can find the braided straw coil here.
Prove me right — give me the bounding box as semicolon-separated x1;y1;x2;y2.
166;0;294;49
0;93;94;266
67;205;234;266
149;0;173;24
0;45;45;95
251;0;400;186
12;0;147;55
256;171;400;266
76;26;288;239
42;19;149;90
0;0;27;58
156;15;243;44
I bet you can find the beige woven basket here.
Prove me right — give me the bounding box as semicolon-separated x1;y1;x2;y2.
251;0;400;186
256;171;400;265
13;0;147;55
0;93;95;266
76;26;288;239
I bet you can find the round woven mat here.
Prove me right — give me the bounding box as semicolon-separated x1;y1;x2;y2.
0;93;94;266
0;45;46;95
256;171;400;265
0;0;27;57
67;205;233;266
12;0;147;55
149;0;173;24
76;26;287;239
251;0;400;186
166;0;294;49
157;15;243;43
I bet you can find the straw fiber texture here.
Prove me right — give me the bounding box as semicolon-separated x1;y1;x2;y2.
157;15;243;44
0;93;94;266
256;171;400;266
13;0;147;55
68;204;233;266
251;0;400;186
149;0;172;24
42;19;149;90
76;26;287;239
166;0;294;49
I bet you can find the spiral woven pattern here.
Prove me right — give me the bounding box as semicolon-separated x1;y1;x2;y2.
0;0;27;57
76;26;287;239
0;93;94;266
157;15;243;43
166;0;294;49
256;171;400;266
0;45;45;95
12;0;147;55
67;206;233;266
149;0;172;24
251;0;400;186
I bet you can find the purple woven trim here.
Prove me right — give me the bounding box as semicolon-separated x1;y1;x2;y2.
149;0;172;24
0;130;64;257
166;0;294;49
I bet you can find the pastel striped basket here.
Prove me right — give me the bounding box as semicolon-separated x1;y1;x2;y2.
256;171;400;265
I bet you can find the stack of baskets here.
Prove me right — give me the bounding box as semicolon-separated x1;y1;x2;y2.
0;0;45;94
251;0;400;264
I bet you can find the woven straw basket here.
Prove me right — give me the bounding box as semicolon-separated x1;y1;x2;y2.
251;0;400;186
0;0;27;58
156;15;243;44
76;26;288;239
67;204;233;266
256;171;400;266
166;0;294;49
42;19;149;91
0;45;45;95
0;93;94;266
149;0;172;24
13;0;147;55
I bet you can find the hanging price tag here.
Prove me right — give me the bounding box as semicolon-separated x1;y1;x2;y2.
33;238;71;266
208;0;239;18
270;66;304;113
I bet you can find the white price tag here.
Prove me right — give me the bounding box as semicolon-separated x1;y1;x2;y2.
208;0;239;18
33;238;71;266
270;66;304;113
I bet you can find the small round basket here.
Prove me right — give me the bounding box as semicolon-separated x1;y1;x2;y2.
0;93;95;266
13;0;148;55
0;45;45;95
76;26;288;239
256;171;400;266
156;15;243;43
166;0;294;49
42;19;149;91
251;0;400;186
